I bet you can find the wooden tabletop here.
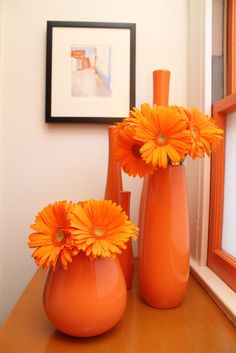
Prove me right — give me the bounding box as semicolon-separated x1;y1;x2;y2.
0;265;236;353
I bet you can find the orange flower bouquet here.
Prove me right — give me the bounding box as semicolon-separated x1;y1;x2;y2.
28;199;138;337
114;103;224;310
114;103;224;175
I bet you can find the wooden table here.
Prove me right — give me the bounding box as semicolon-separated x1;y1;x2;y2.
0;266;236;353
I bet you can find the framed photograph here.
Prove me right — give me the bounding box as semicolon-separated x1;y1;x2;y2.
45;21;136;123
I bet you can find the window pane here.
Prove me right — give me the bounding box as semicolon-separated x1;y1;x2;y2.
222;111;236;258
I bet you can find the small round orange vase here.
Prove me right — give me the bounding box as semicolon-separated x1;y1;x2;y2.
138;165;190;309
43;253;127;337
104;126;123;204
118;191;134;289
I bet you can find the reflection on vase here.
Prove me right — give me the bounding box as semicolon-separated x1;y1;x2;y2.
104;126;123;204
118;191;134;289
138;165;190;308
43;253;127;337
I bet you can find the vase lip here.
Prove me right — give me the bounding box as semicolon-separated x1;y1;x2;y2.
120;190;131;195
153;69;170;74
155;164;184;171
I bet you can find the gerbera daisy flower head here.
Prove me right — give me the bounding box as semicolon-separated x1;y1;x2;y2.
130;103;153;122
134;105;192;168
28;201;78;270
184;107;224;159
115;126;156;177
114;103;153;135
69;199;138;259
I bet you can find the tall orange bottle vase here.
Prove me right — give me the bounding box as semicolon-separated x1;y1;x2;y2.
138;70;171;246
138;166;190;308
118;191;134;289
43;253;127;337
153;70;170;106
104;126;123;204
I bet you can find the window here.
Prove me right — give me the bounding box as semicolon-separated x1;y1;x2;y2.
208;94;236;291
207;0;236;291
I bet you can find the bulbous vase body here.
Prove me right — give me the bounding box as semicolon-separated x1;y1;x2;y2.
43;253;127;337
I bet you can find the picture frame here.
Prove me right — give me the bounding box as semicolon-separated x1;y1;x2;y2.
45;21;136;123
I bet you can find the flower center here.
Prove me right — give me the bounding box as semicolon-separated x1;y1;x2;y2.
156;134;167;146
191;125;200;139
94;227;105;237
132;144;141;158
54;229;65;244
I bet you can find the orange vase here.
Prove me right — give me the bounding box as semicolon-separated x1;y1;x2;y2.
118;191;134;289
104;126;123;204
138;70;170;244
138;165;190;308
152;70;170;105
43;253;127;337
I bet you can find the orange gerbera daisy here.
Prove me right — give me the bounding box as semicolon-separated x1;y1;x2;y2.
115;127;156;177
134;105;191;168
70;199;138;259
131;103;154;123
28;201;78;270
114;103;152;134
184;107;224;159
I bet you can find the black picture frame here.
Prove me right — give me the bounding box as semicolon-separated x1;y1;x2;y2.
45;21;136;123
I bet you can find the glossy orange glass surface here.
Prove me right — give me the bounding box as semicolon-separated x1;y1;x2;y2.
43;253;127;337
104;126;123;204
138;166;190;308
118;191;134;289
153;70;170;106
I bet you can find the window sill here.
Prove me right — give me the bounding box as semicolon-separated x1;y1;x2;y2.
190;257;236;326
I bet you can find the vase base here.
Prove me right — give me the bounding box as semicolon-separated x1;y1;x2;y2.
142;297;185;310
55;318;123;338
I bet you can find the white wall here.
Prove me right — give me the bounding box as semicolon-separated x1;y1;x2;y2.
0;0;188;323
